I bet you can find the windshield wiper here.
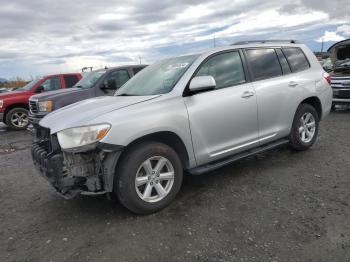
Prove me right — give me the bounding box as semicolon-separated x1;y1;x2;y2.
118;93;138;96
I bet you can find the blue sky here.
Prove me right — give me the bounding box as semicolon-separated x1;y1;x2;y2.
0;0;349;80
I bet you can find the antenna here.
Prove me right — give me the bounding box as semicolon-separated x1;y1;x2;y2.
139;56;142;64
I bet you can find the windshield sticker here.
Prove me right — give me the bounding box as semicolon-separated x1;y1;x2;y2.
166;63;189;70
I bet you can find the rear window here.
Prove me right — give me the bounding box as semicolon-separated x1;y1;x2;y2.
283;47;310;72
64;75;79;88
245;48;282;81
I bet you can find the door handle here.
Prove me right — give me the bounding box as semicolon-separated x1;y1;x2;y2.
289;81;298;87
241;91;255;98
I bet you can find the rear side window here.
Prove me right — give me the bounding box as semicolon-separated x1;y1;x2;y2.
195;51;246;89
282;47;310;72
245;48;282;81
64;75;79;88
276;49;291;75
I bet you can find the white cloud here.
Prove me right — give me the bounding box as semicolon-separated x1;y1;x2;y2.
316;30;346;42
337;24;350;35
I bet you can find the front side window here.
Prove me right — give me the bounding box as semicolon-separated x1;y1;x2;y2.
116;55;198;96
195;51;246;89
107;70;130;89
283;47;310;72
246;48;282;81
41;77;61;91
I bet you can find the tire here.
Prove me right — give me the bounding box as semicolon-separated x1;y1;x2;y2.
114;142;183;214
5;108;30;130
289;103;319;151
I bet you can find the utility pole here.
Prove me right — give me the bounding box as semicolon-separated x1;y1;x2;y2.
139;56;142;64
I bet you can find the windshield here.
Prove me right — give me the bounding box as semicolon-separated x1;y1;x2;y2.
116;55;198;96
17;79;41;91
75;70;106;89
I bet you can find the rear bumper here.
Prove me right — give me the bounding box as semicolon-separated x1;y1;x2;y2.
31;127;123;198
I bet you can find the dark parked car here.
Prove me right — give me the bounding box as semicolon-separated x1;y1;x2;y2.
29;65;147;127
328;39;350;108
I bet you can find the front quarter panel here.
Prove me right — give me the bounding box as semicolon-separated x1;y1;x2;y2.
96;96;197;168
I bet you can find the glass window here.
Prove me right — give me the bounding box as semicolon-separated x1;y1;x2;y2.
116;55;198;96
64;75;79;88
133;67;145;75
195;51;246;89
41;77;61;91
282;47;310;72
246;49;282;81
276;49;291;75
107;70;130;89
75;70;106;89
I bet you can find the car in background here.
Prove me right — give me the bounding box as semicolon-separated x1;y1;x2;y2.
0;87;10;93
32;41;332;214
0;73;82;130
29;65;147;127
328;39;350;108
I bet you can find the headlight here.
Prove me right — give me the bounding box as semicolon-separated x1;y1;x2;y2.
38;101;53;112
0;100;3;108
57;123;111;149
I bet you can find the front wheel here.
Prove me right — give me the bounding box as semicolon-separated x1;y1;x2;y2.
289;103;319;151
114;142;183;214
5;108;30;130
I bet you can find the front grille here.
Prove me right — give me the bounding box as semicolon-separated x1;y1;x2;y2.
331;75;350;89
29;100;38;114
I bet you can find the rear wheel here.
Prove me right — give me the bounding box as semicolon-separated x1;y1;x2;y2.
114;142;183;214
5;108;29;130
289;103;319;151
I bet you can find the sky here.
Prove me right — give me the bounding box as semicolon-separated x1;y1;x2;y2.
0;0;350;80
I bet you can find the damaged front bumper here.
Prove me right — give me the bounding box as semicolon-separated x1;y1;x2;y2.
31;127;123;199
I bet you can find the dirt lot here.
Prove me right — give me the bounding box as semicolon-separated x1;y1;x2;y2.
0;110;349;262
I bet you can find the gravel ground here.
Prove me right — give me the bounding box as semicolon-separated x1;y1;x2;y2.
0;110;349;262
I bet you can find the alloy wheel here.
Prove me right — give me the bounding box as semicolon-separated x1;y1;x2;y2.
298;112;316;143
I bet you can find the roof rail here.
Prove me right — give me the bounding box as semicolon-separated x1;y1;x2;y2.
232;40;300;45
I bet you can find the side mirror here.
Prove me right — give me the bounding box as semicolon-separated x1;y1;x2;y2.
189;76;216;93
35;86;44;93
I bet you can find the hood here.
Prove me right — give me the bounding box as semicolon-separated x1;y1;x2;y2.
31;87;85;101
0;90;30;99
40;95;160;133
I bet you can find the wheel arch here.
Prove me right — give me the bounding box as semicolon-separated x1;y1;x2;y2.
4;103;29;124
300;96;322;120
119;131;190;169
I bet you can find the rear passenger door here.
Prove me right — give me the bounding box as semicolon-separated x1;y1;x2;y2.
185;50;259;165
244;48;296;143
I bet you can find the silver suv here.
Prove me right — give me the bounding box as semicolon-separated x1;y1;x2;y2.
32;41;332;214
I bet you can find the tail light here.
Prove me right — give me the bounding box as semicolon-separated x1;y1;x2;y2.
323;72;331;85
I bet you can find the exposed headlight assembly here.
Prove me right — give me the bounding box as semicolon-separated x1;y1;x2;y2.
38;101;53;112
57;123;111;149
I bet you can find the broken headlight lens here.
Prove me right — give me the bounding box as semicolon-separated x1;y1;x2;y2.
57;123;111;149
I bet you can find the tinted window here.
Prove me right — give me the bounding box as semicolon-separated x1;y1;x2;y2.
283;47;310;72
107;70;130;89
276;49;291;75
133;67;144;75
41;77;61;91
246;49;282;81
64;75;79;88
195;51;245;89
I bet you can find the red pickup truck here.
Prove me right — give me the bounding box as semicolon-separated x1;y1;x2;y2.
0;73;82;130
